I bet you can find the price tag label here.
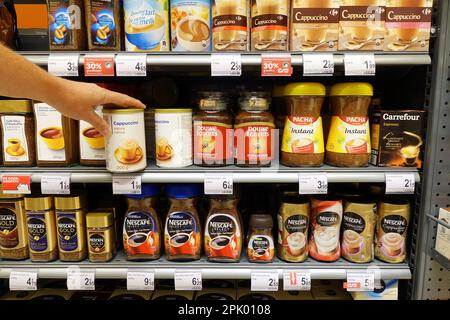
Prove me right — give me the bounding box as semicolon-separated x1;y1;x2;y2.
1;175;31;194
204;174;233;195
299;173;328;194
385;173;415;194
41;174;70;195
283;271;311;291
127;271;154;291
48;54;79;77
344;53;376;76
112;175;142;195
261;54;292;76
84;55;115;77
251;271;279;291
211;54;242;76
9;271;37;291
345;272;375;292
67;271;95;291
174;271;202;291
303;53;334;76
116;54;147;77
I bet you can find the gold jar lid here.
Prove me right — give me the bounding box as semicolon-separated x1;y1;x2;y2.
54;195;86;210
0;100;33;113
86;211;114;228
24;196;54;211
0;185;23;199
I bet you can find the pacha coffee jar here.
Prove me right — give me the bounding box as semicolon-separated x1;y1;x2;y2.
326;83;373;167
164;184;202;261
0;100;36;167
281;83;326;167
123;184;161;261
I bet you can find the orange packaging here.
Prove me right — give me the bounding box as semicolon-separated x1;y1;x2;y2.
193;123;233;164
234;123;275;164
309;197;343;262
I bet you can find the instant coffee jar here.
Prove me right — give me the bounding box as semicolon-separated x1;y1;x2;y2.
86;211;116;262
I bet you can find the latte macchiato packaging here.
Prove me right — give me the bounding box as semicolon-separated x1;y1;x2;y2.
170;0;211;51
251;0;289;51
212;0;250;51
375;200;410;263
370;110;426;168
290;0;340;51
338;0;386;51
309;197;343;262
384;0;433;51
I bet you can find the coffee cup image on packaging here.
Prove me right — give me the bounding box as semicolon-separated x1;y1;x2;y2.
169;232;196;254
40;127;65;150
114;138;144;164
156;137;173;160
342;229;363;255
380;232;404;257
5;138;26;156
82;127;105;149
314;226;340;255
286;232;306;256
209;235;237;257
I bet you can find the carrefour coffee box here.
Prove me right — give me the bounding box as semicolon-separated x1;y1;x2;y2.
370;110;426;168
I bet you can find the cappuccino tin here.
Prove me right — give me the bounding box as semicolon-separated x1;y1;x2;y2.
170;0;211;51
154;109;193;168
103;108;147;173
124;0;170;52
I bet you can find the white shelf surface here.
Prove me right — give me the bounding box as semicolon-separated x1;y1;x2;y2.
0;164;420;183
0;251;411;280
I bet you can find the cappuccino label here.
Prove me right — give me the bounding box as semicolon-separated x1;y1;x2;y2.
0;207;18;248
205;213;241;260
381;215;408;234
281;116;324;154
316;211;340;227
284;215;308;233
57;213;78;252
1;116;30;163
342;212;366;233
27;215;48;252
326;116;370;154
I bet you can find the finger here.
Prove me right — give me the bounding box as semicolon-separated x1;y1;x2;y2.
103;90;146;109
85;111;111;137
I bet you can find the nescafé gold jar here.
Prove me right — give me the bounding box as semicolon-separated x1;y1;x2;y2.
86;211;116;262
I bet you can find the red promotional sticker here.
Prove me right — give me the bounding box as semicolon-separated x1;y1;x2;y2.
84;56;115;77
1;175;31;194
261;55;292;76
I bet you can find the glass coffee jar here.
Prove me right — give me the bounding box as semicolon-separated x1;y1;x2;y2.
193;92;233;167
235;92;275;167
247;214;274;263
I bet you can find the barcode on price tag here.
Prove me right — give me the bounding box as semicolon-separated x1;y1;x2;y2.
299;173;328;194
116;54;147;77
211;54;242;76
174;271;202;291
112;175;142;195
41;174;70;195
9;271;37;291
67;271;95;291
385;173;415;194
261;54;292;76
345;272;374;292
251;271;279;291
204;174;233;195
283;271;311;291
303;53;334;76
344;53;376;76
48;54;79;77
127;270;154;291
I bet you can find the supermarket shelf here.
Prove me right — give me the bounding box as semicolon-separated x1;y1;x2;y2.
0;164;420;184
429;248;450;270
20;51;431;68
0;252;411;280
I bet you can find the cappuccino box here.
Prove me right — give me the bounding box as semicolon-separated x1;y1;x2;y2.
370;110;426;168
384;0;433;52
435;207;450;260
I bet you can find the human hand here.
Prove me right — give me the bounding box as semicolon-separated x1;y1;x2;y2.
47;79;145;137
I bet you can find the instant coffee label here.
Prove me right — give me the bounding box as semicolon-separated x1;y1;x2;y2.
212;0;249;51
89;233;106;253
278;213;309;262
281;116;324;154
251;0;289;51
57;213;78;252
1;116;30;163
27;214;48;252
88;0;118;48
326;116;371;154
165;211;200;257
205;213;241;260
193;121;233;164
0;206;19;249
234;122;275;165
247;235;274;261
47;0;83;48
123;211;159;256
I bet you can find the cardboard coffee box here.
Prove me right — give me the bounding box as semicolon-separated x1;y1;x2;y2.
435;207;450;260
370;110;426;168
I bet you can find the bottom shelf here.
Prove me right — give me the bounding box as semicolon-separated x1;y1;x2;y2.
0;251;412;280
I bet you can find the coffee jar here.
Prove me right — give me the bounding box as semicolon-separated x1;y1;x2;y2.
24;195;58;262
0;100;36;167
86;211;116;262
247;214;274;263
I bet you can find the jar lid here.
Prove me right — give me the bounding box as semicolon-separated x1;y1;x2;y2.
0;185;23;199
239;92;271;110
154;108;192;114
165;184;202;199
24;196;54;211
54;195;86;210
0;100;32;113
86;211;114;228
249;214;273;229
283;83;326;96
127;184;160;198
330;83;373;97
198;92;228;110
272;85;285;97
102;108;144;114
